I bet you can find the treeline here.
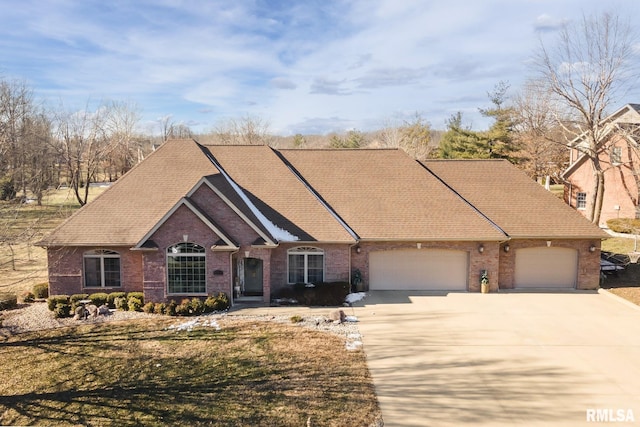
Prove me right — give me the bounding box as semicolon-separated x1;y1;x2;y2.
0;76;570;209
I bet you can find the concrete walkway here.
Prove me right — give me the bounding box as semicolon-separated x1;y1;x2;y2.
352;290;640;427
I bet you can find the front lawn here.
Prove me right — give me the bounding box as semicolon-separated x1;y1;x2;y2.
0;317;380;426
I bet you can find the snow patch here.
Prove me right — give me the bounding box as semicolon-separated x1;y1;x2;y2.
345;292;366;304
167;317;221;332
208;152;299;242
346;340;363;351
345;315;358;323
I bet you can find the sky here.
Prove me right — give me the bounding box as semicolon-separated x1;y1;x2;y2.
1;0;640;136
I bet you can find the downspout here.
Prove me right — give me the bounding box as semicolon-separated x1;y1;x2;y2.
348;241;360;292
229;249;239;307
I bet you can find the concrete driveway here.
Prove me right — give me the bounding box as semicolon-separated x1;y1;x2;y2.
352;290;640;427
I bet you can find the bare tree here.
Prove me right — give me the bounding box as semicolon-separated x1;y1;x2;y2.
512;80;569;182
51;103;114;206
213;115;272;145
104;100;142;180
534;11;638;223
377;114;434;160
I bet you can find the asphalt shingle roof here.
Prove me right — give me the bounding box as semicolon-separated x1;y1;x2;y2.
423;159;607;239
280;149;507;241
41;140;605;247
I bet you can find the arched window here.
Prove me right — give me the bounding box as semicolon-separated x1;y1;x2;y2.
288;246;324;284
84;249;121;288
167;243;206;294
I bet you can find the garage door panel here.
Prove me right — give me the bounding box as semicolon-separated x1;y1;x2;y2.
514;247;577;288
369;249;468;290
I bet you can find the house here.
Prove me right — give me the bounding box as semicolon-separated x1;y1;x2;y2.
39;139;606;304
563;103;640;227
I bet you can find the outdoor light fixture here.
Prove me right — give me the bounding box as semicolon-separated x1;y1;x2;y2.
478;244;484;253
503;244;510;253
245;251;250;258
589;244;596;253
355;246;362;253
546;241;552;247
417;243;422;249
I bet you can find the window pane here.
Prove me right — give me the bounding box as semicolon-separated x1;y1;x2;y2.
307;254;324;283
84;258;101;287
103;258;121;287
288;254;305;283
168;254;205;294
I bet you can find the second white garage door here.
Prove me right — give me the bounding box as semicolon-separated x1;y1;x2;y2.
369;249;469;290
514;247;578;288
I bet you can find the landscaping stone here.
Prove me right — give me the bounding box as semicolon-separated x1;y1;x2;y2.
329;309;346;324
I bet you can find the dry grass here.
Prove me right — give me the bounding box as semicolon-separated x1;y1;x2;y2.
600;237;640;307
0;317;381;426
0;186;107;295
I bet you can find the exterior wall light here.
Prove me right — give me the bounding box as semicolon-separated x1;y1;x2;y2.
589;245;596;253
245;250;250;258
417;243;422;249
478;244;484;253
546;241;552;247
503;244;510;253
355;246;362;253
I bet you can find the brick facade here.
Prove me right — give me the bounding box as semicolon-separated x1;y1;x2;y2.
566;134;640;227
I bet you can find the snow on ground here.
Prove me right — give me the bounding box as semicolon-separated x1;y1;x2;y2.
167;317;221;332
345;292;367;304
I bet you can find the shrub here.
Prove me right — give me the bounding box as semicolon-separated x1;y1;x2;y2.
272;282;350;306
154;302;167;315
32;283;49;299
114;296;128;310
127;292;144;305
53;302;72;318
128;297;143;312
107;292;127;308
47;295;70;311
190;298;204;316
70;294;90;310
0;293;18;311
175;298;192;316
290;315;303;323
88;293;109;307
142;302;155;314
164;300;177;316
204;292;230;312
607;218;640;234
20;291;35;303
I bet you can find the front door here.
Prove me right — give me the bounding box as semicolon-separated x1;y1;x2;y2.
243;257;263;296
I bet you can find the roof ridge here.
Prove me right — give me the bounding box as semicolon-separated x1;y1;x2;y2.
419;162;510;239
271;148;360;240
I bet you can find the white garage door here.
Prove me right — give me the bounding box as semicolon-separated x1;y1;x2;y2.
514;247;578;288
369;249;468;290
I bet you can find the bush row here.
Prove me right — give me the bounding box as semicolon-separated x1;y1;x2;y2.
47;292;230;318
607;218;640;234
47;292;146;318
142;293;230;316
272;282;350;306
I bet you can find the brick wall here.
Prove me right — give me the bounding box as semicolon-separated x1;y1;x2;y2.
47;246;143;296
498;239;600;290
350;241;500;292
566;134;640;226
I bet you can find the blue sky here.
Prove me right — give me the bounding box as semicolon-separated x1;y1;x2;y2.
1;0;639;135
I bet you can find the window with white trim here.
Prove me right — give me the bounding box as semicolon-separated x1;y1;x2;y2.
611;146;622;165
84;250;121;288
167;243;206;294
288;246;324;284
576;192;587;210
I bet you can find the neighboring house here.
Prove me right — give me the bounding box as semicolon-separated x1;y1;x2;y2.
39;139;606;304
563;103;640;227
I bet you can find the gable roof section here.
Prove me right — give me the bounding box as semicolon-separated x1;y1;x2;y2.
41;139;221;246
202;145;355;243
279;149;507;241
563;103;640;179
134;197;238;250
423;159;607;239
